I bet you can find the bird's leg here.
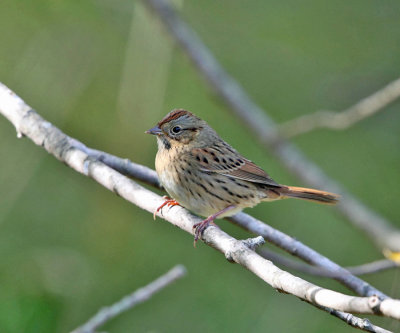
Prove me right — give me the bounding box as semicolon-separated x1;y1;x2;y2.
193;205;236;246
154;196;180;220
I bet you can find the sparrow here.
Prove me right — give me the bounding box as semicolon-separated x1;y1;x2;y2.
146;109;338;244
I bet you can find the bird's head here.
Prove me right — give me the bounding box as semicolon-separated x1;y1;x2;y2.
146;109;216;150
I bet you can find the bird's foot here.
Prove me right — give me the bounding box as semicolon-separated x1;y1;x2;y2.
192;205;236;246
193;218;219;246
154;196;180;220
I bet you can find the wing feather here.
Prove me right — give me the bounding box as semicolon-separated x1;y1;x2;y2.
190;146;279;187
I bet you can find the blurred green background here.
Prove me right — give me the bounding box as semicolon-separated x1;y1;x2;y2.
1;0;400;332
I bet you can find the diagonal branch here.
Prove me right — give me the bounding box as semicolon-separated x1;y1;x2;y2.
280;76;400;137
142;0;400;253
1;83;400;332
315;305;391;333
71;265;187;333
51;145;399;293
68;138;388;299
44;117;389;298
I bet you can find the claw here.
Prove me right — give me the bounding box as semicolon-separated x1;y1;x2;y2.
154;196;180;220
193;219;218;247
192;205;236;247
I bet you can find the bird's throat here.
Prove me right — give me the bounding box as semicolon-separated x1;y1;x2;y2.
157;136;171;150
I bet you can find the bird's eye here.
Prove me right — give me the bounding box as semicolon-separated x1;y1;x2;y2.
171;126;182;134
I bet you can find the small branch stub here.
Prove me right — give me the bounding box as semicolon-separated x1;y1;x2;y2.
243;236;265;250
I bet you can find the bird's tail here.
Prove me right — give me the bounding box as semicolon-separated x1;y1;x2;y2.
278;186;339;205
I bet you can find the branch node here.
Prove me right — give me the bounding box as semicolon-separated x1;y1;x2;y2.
361;318;372;328
224;250;234;263
83;158;91;176
242;236;265;251
369;295;382;314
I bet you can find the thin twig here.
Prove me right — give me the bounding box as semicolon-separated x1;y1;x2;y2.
259;247;399;278
280;76;400;137
71;265;187;333
1;83;399;331
346;260;398;276
315;305;392;333
142;0;400;252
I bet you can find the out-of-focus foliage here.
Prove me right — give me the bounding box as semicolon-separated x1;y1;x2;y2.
0;1;399;332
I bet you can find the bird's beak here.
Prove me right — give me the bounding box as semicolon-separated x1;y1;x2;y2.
145;125;163;136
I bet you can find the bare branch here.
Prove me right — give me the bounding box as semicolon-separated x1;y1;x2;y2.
7;98;386;298
259;247;399;278
1;83;400;329
71;265;187;333
61;132;389;298
228;213;388;299
315;305;392;333
280;76;400;137
71;150;398;295
142;0;400;252
69;142;162;189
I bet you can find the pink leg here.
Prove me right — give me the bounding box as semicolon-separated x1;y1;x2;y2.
193;205;236;246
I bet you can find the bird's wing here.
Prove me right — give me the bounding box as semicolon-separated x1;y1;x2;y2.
190;146;280;187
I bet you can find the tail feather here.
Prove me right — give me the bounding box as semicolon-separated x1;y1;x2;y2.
280;186;339;205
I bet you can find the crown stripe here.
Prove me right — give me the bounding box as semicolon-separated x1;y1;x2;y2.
158;109;192;126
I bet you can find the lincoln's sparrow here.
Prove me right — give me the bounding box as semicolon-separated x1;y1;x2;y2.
146;109;338;243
